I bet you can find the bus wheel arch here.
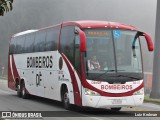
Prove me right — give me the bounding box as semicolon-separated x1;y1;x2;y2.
111;107;121;111
60;84;71;110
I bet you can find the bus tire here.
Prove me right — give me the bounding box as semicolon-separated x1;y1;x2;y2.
62;88;71;110
111;107;121;111
21;81;29;99
17;84;22;97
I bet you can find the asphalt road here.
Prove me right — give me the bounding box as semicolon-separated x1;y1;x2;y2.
0;79;160;120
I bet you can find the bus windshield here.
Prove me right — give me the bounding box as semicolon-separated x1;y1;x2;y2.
84;29;143;81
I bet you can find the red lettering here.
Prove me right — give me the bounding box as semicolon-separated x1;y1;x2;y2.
105;85;108;90
108;85;113;90
100;84;133;90
91;81;101;84
125;85;129;89
117;85;120;90
101;85;104;90
122;85;125;89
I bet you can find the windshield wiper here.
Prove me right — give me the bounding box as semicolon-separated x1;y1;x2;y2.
94;70;140;81
94;70;116;80
117;74;140;80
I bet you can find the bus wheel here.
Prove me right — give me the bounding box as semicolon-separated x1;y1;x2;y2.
62;89;71;110
21;81;29;99
111;107;121;111
17;84;22;97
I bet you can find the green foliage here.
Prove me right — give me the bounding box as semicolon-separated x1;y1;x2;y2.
0;0;14;16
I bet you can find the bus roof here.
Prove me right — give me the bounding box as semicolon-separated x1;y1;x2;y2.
12;21;138;38
13;30;38;37
62;20;137;30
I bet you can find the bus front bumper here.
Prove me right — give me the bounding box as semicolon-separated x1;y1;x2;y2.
82;95;144;108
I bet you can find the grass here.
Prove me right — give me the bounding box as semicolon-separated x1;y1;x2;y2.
144;95;160;105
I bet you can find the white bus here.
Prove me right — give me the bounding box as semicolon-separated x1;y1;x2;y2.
8;21;154;110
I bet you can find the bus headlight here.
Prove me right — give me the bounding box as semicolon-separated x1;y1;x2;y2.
133;88;144;95
84;88;100;96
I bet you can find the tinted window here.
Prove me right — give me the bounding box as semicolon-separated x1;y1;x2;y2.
9;37;16;54
24;33;35;53
74;35;81;72
60;26;75;64
46;26;60;51
34;30;46;52
15;36;25;54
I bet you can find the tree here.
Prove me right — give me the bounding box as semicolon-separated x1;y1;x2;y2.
0;0;13;16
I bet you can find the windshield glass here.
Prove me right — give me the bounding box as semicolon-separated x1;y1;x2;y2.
84;29;143;81
113;30;142;73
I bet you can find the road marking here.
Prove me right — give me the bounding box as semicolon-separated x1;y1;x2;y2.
72;111;105;120
82;115;105;120
125;107;150;111
78;113;114;120
89;117;104;120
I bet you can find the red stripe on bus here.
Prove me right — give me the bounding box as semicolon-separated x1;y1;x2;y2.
8;56;15;90
12;55;21;81
11;55;30;94
61;54;82;106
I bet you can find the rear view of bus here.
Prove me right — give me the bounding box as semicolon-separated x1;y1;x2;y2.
8;21;154;111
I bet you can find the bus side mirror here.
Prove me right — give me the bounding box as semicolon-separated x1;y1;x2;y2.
143;32;154;51
79;30;86;52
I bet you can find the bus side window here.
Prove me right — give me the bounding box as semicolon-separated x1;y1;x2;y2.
24;33;35;53
34;30;46;52
74;35;81;73
9;38;16;54
60;26;75;64
46;26;60;51
15;36;25;54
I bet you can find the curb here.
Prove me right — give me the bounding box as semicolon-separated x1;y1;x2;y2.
144;96;160;105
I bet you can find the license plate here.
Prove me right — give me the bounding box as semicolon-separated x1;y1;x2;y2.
111;99;122;104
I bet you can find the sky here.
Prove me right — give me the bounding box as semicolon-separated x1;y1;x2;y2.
0;0;157;73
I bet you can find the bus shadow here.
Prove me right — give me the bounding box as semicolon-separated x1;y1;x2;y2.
11;94;133;117
11;94;64;109
71;106;134;117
